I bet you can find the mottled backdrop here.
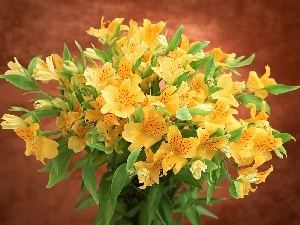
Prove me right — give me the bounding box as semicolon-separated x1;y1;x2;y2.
0;0;299;225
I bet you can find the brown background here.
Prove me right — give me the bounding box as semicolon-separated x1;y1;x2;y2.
0;0;299;224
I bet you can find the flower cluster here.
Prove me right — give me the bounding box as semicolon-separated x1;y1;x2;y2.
1;18;298;224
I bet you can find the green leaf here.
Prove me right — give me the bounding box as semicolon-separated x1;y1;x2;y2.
74;56;85;74
176;106;192;120
126;149;142;177
228;54;255;68
187;41;210;54
272;129;295;143
179;189;202;225
262;84;300;95
229;127;243;142
180;129;197;138
147;183;164;225
86;141;113;152
46;141;75;188
27;55;42;77
203;160;218;172
190;57;209;71
93;47;110;63
236;94;270;113
0;74;39;90
197;205;218;219
189;107;212;116
208;86;223;95
229;180;240;199
138;200;148;225
75;40;86;67
97;171;114;225
274;146;287;159
204;55;215;81
166;25;183;54
111;163;130;204
133;105;143;123
63;43;71;61
173;73;192;86
82;154;99;205
75;194;96;210
175;166;204;187
157;196;175;225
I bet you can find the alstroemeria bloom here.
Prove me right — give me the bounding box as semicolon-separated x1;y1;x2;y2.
101;79;145;118
68;122;93;153
158;125;198;175
4;57;25;75
121;34;148;63
1;114;28;129
32;55;60;83
122;106;170;151
14;117;58;164
134;148;166;189
237;166;273;198
246;66;276;99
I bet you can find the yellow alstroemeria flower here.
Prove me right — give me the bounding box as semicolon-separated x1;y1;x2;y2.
237;166;273;198
121;34;149;63
190;73;209;104
1;114;28;129
68;122;93;153
122;106;170;151
87;17;127;44
84;62;116;93
134;148;166;189
152;56;185;85
211;73;245;107
147;86;179;115
246;65;276;99
207;47;236;67
32;55;60;83
251;127;282;168
13;117;58;164
4;57;26;75
190;160;207;180
196;126;228;160
228;127;257;167
205;98;238;125
117;56;142;85
101;79;145;118
158;125;198;175
140;19;166;51
176;81;197;107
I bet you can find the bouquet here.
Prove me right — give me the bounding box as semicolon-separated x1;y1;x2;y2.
1;17;299;225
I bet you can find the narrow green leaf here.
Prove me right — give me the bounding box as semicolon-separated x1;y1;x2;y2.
179;189;202;225
262;84;300;95
203;160;218;172
173;73;191;86
93;47;110;63
197;205;218;219
75;194;96;210
272;129;295;143
126;149;142;177
138;200;148;225
133;104;143;123
47;142;75;188
166;25;183;54
227;54;255;68
204;55;215;79
229;127;243;142
98;171;114;225
157;196;175;225
75;40;86;66
187;41;210;54
28;55;42;77
229;180;240;199
175;166;204;187
111;163;130;203
176;106;192;120
190;57;209;71
82;155;99;205
147;183;164;225
0;74;39;90
236;94;270;113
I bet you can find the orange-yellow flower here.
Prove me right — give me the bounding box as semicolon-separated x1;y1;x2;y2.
158;125;198;175
14;117;58;164
101;79;145;118
122;106;170;151
246;66;276;99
